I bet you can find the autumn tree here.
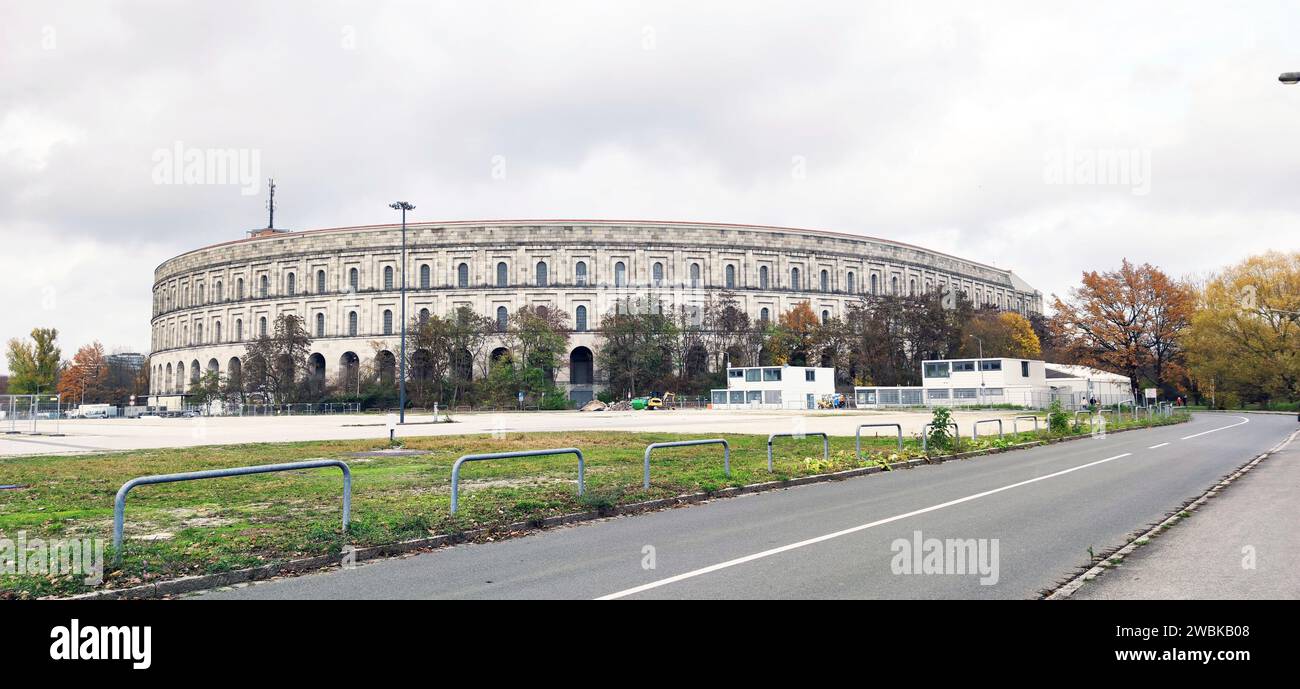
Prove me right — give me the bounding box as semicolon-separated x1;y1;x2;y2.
57;342;110;404
959;310;1042;359
765;302;821;365
5;328;61;395
1185;251;1300;406
1050;260;1194;396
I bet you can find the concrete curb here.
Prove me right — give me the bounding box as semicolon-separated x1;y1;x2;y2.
1044;426;1300;600
65;416;1191;600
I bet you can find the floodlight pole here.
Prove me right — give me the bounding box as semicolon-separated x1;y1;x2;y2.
389;201;415;424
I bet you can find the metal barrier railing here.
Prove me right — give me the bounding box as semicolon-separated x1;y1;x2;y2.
767;432;829;472
972;418;1004;439
1012;415;1039;434
855;423;903;461
921;422;960;454
451;448;584;514
643;439;729;489
113;459;352;564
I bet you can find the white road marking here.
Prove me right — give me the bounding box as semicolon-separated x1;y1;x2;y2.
597;451;1134;600
1148;443;1169;449
1180;416;1250;441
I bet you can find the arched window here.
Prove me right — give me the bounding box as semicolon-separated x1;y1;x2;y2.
316;270;326;293
575;261;588;286
652;262;664;287
349;267;359;292
614;261;627;287
891;276;899;294
791;267;801;290
575;305;588;332
214;321;222;343
496;262;508;287
847;271;855;293
383;310;393;335
820;269;829;292
287;273;296;296
196;322;203;343
759;265;769;289
419;308;430;322
457;263;469;288
197;284;205;304
260;275;268;297
496;306;508;332
259;317;268;338
821;310;830;323
909;278;916;296
420;264;430;289
348;311;358;336
689;263;701;288
871;274;878;294
536;261;548;287
316;313;325;337
237;278;245;300
725;264;736;289
235;319;243;341
214;281;222;302
760;307;770;323
384;266;394;290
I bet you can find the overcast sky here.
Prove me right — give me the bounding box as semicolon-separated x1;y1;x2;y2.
2;1;1298;371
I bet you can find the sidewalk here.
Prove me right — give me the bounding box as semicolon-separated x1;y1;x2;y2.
1073;430;1300;599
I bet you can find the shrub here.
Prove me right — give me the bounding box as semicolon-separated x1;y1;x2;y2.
927;406;954;451
1048;399;1070;434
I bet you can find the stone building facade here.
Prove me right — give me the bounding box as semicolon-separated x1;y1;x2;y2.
148;220;1042;405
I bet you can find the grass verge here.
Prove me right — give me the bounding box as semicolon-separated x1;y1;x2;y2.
1;412;1190;598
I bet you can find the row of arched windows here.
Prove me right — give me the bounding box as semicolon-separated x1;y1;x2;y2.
159;261;1021;317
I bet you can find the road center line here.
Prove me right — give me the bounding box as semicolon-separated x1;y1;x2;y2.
1180;416;1250;440
597;451;1134;600
1148;442;1169;449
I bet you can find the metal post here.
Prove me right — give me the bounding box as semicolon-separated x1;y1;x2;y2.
113;459;351;564
855;423;903;460
642;439;730;490
972;418;1004;439
390;201;415;424
767;432;829;472
921;422;960;454
450;448;584;514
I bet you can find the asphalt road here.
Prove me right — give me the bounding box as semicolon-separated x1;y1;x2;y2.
1073;426;1300;600
195;412;1297;600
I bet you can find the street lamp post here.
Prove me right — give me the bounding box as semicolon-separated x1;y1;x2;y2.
389;201;415;424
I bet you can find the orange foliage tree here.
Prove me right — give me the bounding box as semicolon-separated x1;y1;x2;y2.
57;342;109;404
1050;259;1194;396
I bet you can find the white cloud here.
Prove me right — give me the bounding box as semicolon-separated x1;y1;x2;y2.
1;0;1299;371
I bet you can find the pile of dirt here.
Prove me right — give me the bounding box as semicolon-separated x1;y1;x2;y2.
579;399;608;412
606;400;634;411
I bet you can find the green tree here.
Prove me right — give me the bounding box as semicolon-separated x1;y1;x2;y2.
5;328;61;394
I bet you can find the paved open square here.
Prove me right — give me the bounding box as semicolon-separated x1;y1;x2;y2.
0;408;1038;458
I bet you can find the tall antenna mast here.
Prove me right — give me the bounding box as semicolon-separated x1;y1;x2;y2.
266;178;277;229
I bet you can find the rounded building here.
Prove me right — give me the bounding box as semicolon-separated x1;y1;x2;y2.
148;219;1042;405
